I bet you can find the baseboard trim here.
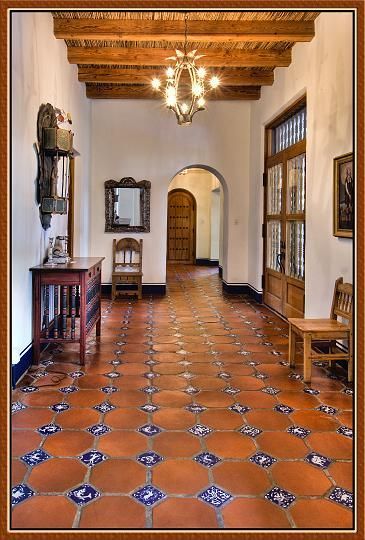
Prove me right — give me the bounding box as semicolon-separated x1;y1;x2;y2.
195;258;219;267
222;281;263;303
12;342;48;388
218;265;223;278
101;284;166;297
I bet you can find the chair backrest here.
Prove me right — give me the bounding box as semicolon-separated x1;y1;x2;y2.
330;277;353;324
113;238;143;271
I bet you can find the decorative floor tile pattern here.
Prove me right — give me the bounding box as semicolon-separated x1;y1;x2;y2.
11;265;353;529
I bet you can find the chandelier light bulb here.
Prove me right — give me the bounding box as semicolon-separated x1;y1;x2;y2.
210;76;220;89
192;83;203;97
166;67;175;78
181;103;189;114
197;97;205;108
151;78;161;90
197;67;206;79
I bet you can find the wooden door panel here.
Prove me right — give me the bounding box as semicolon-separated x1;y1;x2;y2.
167;190;195;264
284;278;305;318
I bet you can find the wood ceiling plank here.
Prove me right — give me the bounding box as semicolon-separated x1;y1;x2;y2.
85;84;261;100
68;46;291;68
78;67;274;86
54;18;314;43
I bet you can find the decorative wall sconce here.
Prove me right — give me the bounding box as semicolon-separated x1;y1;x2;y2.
35;103;74;229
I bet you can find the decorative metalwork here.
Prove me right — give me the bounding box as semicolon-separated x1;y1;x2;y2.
273;106;306;154
287;154;306;213
267;164;283;215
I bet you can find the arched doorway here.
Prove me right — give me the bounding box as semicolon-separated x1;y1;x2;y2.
167;189;196;264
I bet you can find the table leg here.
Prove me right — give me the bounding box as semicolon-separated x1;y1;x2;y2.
289;324;296;368
303;333;312;383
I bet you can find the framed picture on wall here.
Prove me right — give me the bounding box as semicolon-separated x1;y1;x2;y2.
333;152;354;238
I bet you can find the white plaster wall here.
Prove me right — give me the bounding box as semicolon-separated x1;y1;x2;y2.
249;12;353;316
90;100;251;285
211;189;221;260
11;12;91;364
169;169;216;259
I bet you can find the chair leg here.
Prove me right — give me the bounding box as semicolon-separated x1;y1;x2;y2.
112;281;115;301
138;279;142;300
303;333;312;383
289;324;296;368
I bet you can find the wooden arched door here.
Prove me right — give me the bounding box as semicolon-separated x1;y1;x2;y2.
167;189;196;264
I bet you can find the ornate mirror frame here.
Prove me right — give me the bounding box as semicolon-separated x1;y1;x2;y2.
104;177;151;233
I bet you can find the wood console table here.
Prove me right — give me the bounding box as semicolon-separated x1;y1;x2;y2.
30;257;105;365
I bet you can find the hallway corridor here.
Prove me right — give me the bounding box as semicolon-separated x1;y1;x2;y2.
11;266;353;530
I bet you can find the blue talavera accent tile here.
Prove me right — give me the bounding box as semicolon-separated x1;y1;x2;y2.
184;386;200;395
137;451;163;467
317;405;338;415
305;452;332;469
110;359;122;366
144;372;159;379
245;360;260;366
59;385;79;394
67;484;101;506
79;450;108;467
265;487;296;508
278;360;289;366
101;386;118;394
223;387;240;395
132;485;166;506
12;484;35;506
328;487;353;509
69;370;84;378
254;372;269;380
188;424;213;437
337;426;353;438
239;425;262;437
138;424;162;436
212;361;224;366
21;449;52;467
37;423;62;436
12;401;27;414
140;385;160;394
180;372;194;380
40;359;53;367
288;372;303;380
104;371;120;379
238;350;251;356
262;341;273;347
274;404;294;414
198;485;232;508
185;403;207;414
262;386;281;395
250;452;277;468
342;387;353;396
303;387;320;395
313;361;328;367
271;351;282;356
93;401;116;414
50;402;70;413
287;425;311;438
87;424;111;436
229;403;251;414
20;386;38;393
145;359;158;366
194;452;221;468
140;403;159;413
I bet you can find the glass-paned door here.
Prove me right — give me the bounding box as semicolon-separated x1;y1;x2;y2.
263;99;306;318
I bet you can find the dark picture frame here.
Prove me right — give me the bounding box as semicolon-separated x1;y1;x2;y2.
104;177;151;233
333;152;354;238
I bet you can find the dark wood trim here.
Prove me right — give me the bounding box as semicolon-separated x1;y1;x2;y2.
55;18;314;43
67;157;75;258
195;258;219;266
101;284;166;297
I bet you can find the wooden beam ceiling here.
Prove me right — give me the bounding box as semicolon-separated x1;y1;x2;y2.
85;84;261;100
68;46;291;68
54;18;315;43
78;67;274;86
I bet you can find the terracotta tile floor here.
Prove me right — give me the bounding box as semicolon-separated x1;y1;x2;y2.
11;265;354;530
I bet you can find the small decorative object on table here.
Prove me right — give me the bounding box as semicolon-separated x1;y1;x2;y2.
333;152;353;238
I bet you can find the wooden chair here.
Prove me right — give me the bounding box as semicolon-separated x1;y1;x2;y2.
112;238;143;300
288;277;353;383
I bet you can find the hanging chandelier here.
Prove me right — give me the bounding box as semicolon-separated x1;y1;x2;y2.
151;14;220;126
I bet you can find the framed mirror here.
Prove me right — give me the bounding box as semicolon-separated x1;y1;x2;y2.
104;177;151;233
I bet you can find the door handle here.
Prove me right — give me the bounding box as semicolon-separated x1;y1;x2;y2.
276;252;285;273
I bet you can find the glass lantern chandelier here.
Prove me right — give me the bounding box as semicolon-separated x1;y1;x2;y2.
151;15;220;126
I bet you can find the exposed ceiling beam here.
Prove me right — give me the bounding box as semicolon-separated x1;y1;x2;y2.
85;84;261;100
54;18;315;43
78;67;274;86
68;46;291;68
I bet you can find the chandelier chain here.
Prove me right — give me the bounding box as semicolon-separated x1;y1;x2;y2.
184;13;188;55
